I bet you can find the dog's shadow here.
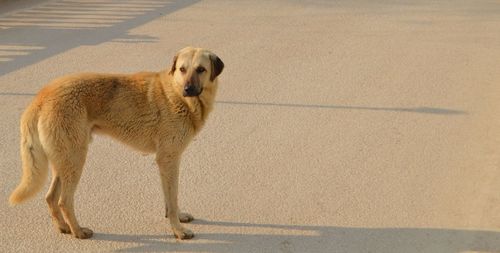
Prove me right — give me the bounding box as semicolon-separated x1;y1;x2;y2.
92;219;500;252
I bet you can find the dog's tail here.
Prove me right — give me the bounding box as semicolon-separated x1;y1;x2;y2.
9;107;49;205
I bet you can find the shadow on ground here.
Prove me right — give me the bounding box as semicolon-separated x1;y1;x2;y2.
0;92;466;116
92;220;500;252
217;100;467;115
0;0;199;76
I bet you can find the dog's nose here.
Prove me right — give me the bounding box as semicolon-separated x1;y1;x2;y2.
183;85;198;97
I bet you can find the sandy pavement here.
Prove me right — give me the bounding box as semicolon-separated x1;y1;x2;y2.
1;0;500;252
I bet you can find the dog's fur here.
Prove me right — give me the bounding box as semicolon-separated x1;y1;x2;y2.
9;47;224;240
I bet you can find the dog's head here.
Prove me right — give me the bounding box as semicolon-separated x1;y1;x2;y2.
169;47;224;97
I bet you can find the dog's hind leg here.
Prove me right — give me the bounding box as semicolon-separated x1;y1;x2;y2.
37;98;94;239
45;173;70;234
52;146;93;239
57;161;93;239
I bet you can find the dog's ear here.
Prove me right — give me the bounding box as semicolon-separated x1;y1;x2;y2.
210;54;224;81
169;55;178;75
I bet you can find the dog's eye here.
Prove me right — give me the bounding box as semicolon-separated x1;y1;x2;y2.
179;67;186;73
196;66;206;73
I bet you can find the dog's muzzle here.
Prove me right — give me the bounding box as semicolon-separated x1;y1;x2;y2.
183;85;202;97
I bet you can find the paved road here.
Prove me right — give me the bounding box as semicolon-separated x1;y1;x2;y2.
1;0;500;252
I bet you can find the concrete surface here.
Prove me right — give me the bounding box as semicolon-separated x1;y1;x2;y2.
1;0;500;252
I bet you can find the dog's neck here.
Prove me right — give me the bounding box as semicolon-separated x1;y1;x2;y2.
183;82;218;133
159;71;218;133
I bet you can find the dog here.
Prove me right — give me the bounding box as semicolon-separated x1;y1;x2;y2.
8;47;224;240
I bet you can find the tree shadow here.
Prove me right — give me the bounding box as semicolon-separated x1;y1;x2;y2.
0;0;200;76
92;220;500;252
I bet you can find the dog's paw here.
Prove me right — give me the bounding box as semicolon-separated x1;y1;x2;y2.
74;227;93;239
58;224;71;234
179;213;194;223
165;212;194;223
174;228;194;240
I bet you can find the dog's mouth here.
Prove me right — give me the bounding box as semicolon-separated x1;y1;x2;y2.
183;86;203;97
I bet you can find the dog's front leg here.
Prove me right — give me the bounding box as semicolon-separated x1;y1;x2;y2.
156;152;194;239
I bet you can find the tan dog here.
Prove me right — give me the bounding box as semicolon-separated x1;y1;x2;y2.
9;47;224;240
